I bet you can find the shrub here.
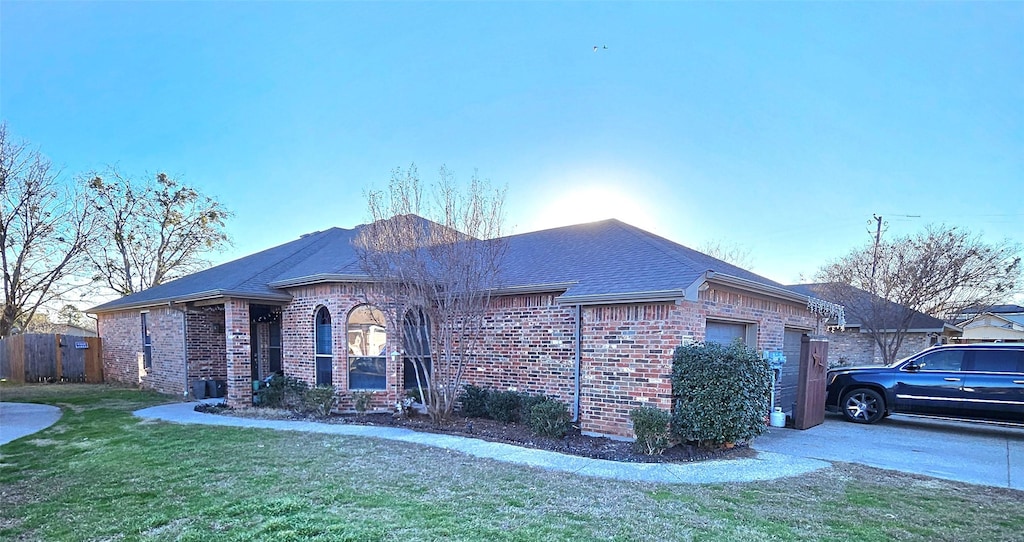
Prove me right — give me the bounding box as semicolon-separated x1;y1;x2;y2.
303;386;337;417
458;384;491;418
671;341;772;446
486;390;521;423
527;397;572;438
630;406;672;455
352;391;375;414
517;393;545;423
256;374;308;410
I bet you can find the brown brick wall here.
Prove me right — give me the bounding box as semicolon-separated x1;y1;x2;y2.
462;294;577;401
99;307;186;396
827;329;934;367
186;307;227;383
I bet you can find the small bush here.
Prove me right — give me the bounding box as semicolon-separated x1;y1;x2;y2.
256;374;308;410
352;391;375;414
517;393;545;423
527;397;572;438
486;390;521;423
303;386;337;417
458;384;491;418
671;341;772;446
630;406;672;455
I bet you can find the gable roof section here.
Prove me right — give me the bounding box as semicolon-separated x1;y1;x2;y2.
90;227;355;312
499;219;805;304
93;217;813;313
786;283;957;333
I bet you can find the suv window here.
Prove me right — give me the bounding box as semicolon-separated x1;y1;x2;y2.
914;350;963;372
968;350;1023;373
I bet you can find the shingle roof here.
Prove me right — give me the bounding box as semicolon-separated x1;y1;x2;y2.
499;219;788;300
92;217;805;312
786;282;951;332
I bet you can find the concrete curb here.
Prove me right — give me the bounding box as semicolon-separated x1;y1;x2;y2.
134;401;830;485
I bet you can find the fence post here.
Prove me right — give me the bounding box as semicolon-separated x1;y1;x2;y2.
55;334;64;381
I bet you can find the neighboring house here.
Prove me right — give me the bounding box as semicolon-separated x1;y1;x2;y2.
954;305;1024;343
786;283;961;367
90;217;836;438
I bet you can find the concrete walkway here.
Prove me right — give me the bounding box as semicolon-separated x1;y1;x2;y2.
0;402;63;446
134;401;829;485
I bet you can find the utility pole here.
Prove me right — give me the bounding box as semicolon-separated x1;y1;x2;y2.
870;214;883;283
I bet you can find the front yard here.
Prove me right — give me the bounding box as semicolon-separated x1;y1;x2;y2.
1;384;1021;541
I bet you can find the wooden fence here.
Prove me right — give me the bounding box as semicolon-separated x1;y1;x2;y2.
0;334;103;384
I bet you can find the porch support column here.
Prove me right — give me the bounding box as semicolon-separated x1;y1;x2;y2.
224;298;252;407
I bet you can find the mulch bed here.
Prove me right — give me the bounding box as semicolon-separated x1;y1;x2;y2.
195;403;756;464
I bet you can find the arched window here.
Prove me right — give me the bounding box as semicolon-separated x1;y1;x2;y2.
314;307;333;386
347;305;387;390
403;309;431;392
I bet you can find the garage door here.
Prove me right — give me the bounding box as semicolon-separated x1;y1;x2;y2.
779;329;806;415
705;321;747;345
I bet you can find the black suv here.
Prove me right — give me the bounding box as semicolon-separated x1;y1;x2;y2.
826;344;1024;424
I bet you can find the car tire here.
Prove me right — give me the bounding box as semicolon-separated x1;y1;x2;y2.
840;388;885;424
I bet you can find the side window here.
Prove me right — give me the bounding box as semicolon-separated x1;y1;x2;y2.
348;305;387;390
314;307;333;386
916;350;963;372
705;320;756;347
141;312;153;370
969;350;1020;373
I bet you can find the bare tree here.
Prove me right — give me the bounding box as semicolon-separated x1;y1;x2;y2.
355;164;506;423
698;240;755;270
0;124;97;337
817;224;1021;364
86;167;231;295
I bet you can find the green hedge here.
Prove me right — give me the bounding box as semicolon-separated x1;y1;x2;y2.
671;341;771;446
630;406;672;455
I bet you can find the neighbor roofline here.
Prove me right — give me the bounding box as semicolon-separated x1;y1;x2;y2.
555;289;685;306
89;289;293;314
268;273;375;289
706;272;810;304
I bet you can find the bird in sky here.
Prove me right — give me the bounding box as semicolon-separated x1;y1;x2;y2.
593;45;608;52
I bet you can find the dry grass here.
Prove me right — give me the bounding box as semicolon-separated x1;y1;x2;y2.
1;384;1022;541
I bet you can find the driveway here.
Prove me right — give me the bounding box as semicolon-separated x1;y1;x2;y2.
753;413;1023;490
0;402;63;446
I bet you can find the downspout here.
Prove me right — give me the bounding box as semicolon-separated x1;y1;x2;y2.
169;302;189;398
573;304;582;423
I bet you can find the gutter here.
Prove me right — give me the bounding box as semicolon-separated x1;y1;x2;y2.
705;272;811;304
268;273;376;289
556;289;686;306
574;304;582;423
487;282;577;296
89;289;292;314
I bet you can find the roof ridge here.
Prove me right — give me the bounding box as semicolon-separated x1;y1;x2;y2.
606;220;704;275
226;228;343;290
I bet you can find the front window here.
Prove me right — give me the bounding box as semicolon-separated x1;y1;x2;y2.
348;305;387;390
141;312;152;370
403;309;431;391
314;307;333;386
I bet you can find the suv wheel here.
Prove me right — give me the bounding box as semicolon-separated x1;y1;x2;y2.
841;388;885;424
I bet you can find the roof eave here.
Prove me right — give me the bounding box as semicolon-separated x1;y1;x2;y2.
706;272;810;304
488;282;577;296
89;289;293;314
268;273;374;289
555;289;685;306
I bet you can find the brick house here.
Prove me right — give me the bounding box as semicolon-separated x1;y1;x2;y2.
787;283;961;367
91;218;832;438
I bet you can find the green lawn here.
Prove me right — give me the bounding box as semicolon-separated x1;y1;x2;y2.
1;384;1021;541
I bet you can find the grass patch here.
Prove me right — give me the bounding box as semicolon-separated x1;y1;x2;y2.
2;384;1022;541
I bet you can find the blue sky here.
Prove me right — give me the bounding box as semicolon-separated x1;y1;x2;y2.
3;1;1021;287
